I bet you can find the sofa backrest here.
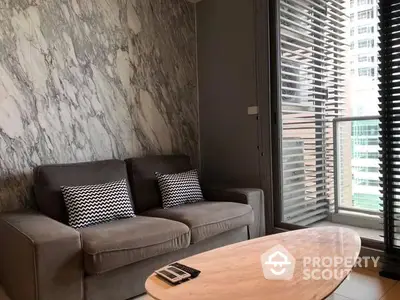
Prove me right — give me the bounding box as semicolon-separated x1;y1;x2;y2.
125;155;192;214
33;159;131;224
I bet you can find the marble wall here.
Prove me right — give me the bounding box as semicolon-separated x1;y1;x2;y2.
0;0;198;211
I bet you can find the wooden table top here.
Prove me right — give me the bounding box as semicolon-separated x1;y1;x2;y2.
145;227;361;300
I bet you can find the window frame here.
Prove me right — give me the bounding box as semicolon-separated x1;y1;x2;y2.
265;0;384;251
357;8;374;20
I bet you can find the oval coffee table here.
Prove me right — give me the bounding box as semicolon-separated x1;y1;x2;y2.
146;227;361;300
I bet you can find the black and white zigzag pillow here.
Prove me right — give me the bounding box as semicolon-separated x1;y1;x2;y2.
155;170;204;209
61;179;135;229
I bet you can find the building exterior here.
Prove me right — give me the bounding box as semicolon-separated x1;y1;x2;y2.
346;0;380;212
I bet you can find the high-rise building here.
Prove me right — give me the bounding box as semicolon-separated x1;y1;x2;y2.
347;0;380;212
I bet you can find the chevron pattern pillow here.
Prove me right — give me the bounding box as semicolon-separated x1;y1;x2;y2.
155;170;204;209
61;179;135;229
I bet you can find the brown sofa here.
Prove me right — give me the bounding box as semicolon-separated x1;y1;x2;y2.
0;155;264;300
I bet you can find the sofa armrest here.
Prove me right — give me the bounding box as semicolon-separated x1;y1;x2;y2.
0;210;83;300
202;188;266;239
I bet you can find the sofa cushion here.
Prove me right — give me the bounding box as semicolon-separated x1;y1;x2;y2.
34;160;132;224
156;170;204;208
125;155;192;214
78;216;190;275
61;179;135;229
142;201;254;244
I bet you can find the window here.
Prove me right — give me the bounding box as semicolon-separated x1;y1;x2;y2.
353;193;380;211
369;138;379;145
358;55;367;62
357;0;373;5
368;152;379;159
353;152;379;159
358;9;374;20
273;0;392;248
352;123;379;136
369;180;379;187
355;179;379;186
355;166;380;173
279;0;346;226
358;67;375;77
358;55;375;62
358;39;374;48
358;25;374;34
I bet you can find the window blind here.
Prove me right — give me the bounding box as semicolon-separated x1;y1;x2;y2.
280;0;347;226
379;0;400;280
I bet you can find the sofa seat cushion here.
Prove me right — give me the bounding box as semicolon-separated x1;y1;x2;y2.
78;216;190;275
142;201;254;244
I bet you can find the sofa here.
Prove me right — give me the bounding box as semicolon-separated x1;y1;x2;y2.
0;155;265;300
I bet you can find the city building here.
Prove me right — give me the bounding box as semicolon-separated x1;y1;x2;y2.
346;0;380;212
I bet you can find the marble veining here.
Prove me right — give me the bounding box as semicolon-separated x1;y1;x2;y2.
0;0;197;211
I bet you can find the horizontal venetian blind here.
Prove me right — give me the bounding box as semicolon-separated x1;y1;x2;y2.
379;0;400;280
280;0;346;226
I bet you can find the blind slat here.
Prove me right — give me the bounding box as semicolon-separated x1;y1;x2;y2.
379;0;400;278
280;0;345;226
281;2;346;34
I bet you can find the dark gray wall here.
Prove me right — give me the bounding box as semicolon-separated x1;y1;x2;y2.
197;0;261;187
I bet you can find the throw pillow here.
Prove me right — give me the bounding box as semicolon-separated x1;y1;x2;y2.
155;169;204;209
61;179;135;229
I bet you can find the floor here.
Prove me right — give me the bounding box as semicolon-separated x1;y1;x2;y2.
326;267;400;300
0;268;399;300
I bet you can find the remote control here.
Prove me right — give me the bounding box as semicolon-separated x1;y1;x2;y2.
155;266;191;284
170;262;201;278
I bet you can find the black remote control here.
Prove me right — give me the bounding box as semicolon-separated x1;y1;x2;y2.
170;262;201;278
